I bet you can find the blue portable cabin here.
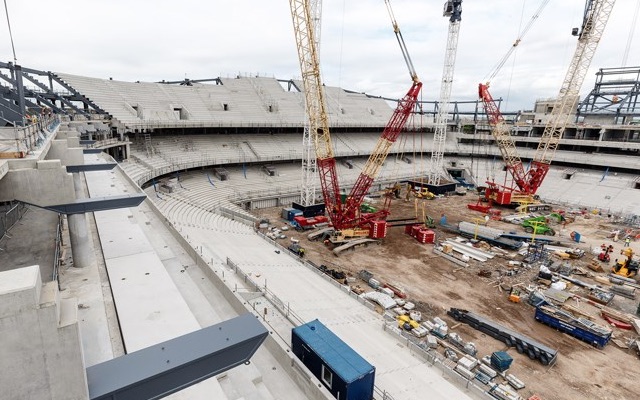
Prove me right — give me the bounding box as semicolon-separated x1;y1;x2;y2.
292;319;375;400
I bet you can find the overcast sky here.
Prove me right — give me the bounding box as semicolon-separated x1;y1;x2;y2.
1;0;638;111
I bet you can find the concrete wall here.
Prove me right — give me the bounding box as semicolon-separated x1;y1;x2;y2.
0;160;8;180
0;265;88;400
46;139;84;166
0;159;75;205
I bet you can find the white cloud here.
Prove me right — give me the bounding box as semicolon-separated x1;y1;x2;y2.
1;0;638;111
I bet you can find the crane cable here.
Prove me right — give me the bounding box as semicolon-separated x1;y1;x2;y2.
484;0;550;83
502;2;529;110
622;0;640;66
3;0;17;63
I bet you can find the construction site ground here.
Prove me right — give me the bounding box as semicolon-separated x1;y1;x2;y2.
254;193;640;400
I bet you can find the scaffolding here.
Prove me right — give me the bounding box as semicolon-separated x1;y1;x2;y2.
577;66;640;124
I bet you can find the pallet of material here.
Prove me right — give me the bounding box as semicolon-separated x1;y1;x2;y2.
489;383;522;400
478;363;498;379
457;355;478;370
475;371;492;385
609;285;636;299
506;374;525;390
454;364;475;380
433;247;469;267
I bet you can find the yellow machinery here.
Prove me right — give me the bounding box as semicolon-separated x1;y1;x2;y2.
508;288;521;303
327;228;371;245
397;315;420;330
414;187;435;200
612;247;639;278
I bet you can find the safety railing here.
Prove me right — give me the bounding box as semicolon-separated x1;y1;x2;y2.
0;114;60;155
88;138;122;148
381;319;493;399
0;201;27;248
52;213;64;286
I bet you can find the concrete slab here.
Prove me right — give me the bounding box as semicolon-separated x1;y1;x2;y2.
0;205;58;282
0;264;40;294
106;251;200;351
96;216;155;258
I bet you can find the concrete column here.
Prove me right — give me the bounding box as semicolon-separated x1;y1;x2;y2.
125;143;130;160
68;173;92;268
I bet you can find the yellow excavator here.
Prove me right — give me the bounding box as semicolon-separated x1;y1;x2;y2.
612;247;639;278
405;183;435;201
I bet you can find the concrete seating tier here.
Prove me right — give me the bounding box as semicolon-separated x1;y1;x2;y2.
122;130;640;215
126;132;399;176
119;159;152;185
148;187;253;235
459;159;640;214
55;73;394;129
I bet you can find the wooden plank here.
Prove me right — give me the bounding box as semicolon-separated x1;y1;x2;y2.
0;151;25;159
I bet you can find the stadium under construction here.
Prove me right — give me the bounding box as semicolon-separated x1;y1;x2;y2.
1;1;640;400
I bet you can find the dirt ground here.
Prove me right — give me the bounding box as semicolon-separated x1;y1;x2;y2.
254;192;640;400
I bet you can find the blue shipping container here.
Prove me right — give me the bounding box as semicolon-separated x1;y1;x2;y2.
292;319;375;400
490;351;513;372
282;207;295;220
534;304;611;348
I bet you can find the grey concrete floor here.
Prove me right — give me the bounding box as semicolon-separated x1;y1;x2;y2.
0;205;59;282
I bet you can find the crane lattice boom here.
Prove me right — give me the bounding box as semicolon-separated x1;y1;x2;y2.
300;0;322;206
528;0;616;194
289;0;341;224
428;0;462;186
476;0;550;196
478;83;529;192
290;0;422;231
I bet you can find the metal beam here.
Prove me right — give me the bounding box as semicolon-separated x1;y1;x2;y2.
83;149;104;154
158;77;222;85
21;72;87;115
43;193;146;214
48;72;108;115
66;163;117;173
86;313;268;400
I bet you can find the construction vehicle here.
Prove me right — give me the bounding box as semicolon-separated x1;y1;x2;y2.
397;314;420;330
424;214;436;229
475;0;615;206
612;247;639;278
411;186;436;200
416;200;436;229
325;228;371;246
522;221;555;236
289;0;422;252
360;203;377;213
508;288;521;303
597;244;614;262
288;242;306;257
521;216;555;236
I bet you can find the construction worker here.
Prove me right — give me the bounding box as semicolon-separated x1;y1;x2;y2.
624;238;631;247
